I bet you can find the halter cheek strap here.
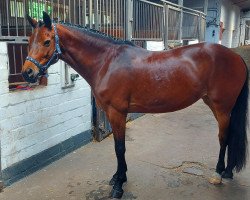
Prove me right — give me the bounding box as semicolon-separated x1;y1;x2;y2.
26;24;62;76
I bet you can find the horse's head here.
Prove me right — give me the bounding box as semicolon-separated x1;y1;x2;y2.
22;12;61;83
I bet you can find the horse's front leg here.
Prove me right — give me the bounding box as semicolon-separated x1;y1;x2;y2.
106;107;127;199
109;138;127;186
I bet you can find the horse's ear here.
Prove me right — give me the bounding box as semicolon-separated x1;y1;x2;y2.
26;14;37;28
43;11;52;29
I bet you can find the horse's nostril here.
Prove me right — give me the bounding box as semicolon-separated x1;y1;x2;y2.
27;68;33;75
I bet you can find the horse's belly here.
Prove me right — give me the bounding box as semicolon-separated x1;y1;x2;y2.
128;93;202;113
128;82;205;113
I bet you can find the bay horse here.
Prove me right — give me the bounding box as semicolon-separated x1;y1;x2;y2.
22;12;248;199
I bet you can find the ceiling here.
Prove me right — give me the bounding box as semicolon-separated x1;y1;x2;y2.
232;0;250;11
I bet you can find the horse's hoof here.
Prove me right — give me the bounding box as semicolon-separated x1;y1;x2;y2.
221;171;233;179
209;172;222;185
110;188;124;199
216;166;225;175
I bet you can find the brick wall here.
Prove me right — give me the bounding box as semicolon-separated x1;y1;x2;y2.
0;42;92;170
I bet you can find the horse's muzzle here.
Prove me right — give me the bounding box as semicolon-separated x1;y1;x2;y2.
22;70;39;83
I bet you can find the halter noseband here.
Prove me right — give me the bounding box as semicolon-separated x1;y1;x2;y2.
26;23;62;76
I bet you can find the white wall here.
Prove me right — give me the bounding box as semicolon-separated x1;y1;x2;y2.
220;0;241;47
0;42;92;170
205;0;241;47
146;41;164;51
205;0;221;43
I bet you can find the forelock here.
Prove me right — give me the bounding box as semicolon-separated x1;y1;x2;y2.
38;20;44;27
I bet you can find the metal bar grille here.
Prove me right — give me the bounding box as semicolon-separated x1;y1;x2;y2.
182;11;199;40
0;0;90;39
168;8;180;40
7;43;28;84
0;0;130;40
0;0;206;42
96;0;126;39
132;0;163;41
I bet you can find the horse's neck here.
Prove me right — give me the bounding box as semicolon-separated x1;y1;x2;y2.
57;24;112;86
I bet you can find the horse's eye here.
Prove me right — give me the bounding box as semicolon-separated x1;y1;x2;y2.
44;40;50;47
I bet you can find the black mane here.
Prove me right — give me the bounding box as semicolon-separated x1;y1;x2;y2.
58;21;135;46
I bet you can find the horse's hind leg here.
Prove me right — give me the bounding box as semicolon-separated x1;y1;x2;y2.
106;107;127;199
202;96;217;119
202;96;231;183
214;111;230;175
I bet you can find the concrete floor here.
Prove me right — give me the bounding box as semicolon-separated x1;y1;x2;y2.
1;100;250;200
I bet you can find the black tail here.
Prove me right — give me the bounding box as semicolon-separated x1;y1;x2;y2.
228;63;249;172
